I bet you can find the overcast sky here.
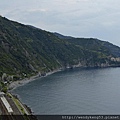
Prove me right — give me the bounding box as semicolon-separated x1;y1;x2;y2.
1;0;120;46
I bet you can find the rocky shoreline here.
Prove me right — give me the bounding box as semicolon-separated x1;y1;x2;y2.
1;58;119;91
7;69;62;117
7;65;120;116
8;63;120;92
8;69;62;91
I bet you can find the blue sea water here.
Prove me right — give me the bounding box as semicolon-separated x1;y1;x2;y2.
12;67;120;115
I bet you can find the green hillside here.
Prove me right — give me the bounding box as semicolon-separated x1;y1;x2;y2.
0;16;120;82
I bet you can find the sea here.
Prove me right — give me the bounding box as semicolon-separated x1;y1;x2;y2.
12;67;120;115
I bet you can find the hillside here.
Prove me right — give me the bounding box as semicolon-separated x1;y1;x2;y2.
0;16;120;83
54;33;120;57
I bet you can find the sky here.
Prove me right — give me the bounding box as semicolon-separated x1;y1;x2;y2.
1;0;120;46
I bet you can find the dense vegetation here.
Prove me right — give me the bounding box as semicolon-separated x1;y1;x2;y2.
0;16;120;84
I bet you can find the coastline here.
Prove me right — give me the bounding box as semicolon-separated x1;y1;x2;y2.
8;69;62;91
7;69;62;116
6;66;120;116
8;64;118;91
7;61;120;92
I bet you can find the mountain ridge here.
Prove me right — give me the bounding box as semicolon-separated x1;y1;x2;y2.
0;16;120;84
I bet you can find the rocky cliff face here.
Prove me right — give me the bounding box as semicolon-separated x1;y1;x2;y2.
0;16;120;81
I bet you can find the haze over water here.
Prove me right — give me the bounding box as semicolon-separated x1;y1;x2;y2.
12;67;120;115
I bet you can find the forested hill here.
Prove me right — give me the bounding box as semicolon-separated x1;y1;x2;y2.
0;16;120;81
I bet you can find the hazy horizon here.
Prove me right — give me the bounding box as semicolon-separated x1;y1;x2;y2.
1;0;120;46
